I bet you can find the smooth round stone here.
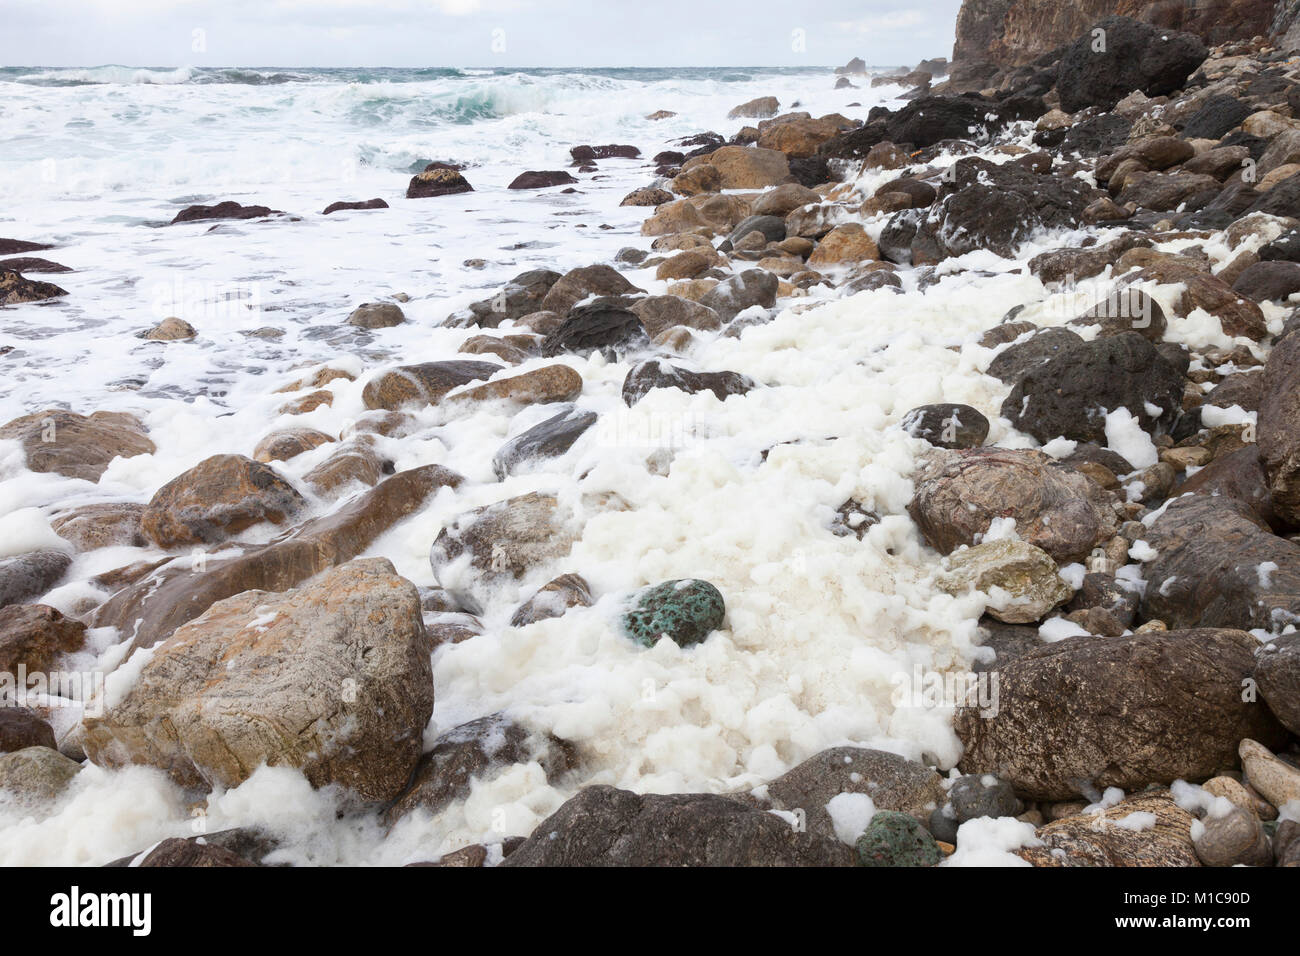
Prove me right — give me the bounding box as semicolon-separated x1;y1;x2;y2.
622;579;725;648
856;810;942;867
1193;807;1273;867
948;773;1023;823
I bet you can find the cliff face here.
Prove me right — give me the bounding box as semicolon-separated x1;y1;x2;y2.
953;0;1283;75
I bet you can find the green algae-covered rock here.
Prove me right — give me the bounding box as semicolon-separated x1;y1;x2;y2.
855;810;943;867
622;579;725;648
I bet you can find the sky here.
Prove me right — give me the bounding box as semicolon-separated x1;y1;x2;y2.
0;0;963;68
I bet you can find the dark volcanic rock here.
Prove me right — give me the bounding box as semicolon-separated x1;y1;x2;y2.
621;360;754;406
541;298;647;357
900;403;989;449
322;198;388;215
1233;260;1300;303
170;201;281;224
1055;16;1208;114
499;786;854;866
570;144;640;162
955;628;1286;801
1001;332;1184;444
406;164;473;199
1181;95;1253;140
492;406;598;479
508;170;579;190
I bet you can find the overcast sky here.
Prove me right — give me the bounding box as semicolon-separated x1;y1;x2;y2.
1;0;962;68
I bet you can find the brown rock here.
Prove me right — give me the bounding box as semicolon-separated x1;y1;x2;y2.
0;409;154;482
252;427;333;463
50;502;145;550
1016;791;1198;867
806;223;879;267
445;364;583;407
0;603;86;677
361;360;501;411
141;454;306;549
511;573;593;626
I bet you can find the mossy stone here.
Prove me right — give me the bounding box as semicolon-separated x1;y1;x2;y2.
855;810;943;867
622;579;725;648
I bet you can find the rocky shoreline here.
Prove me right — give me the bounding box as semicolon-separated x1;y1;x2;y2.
2;15;1300;866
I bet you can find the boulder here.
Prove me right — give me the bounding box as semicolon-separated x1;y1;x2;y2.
361;360;501;411
1055;16;1207;114
429;492;577;605
908;448;1121;563
492;406;598;480
1260;328;1300;527
452;269;561;328
621;360;754;406
93;465;462;652
0;746;81;806
900;403;988;449
322;198;387;215
700;146;791;189
540;264;642;316
0;603;87;675
0;409;154;482
140;454;305;549
1140;494;1300;632
955;629;1286;801
406;164;473;199
936;540;1074;624
507;170;579;190
807;223;879;267
49;501;144;553
511;573;594;627
0;708;57;753
1016;791;1198;867
630;295;721;339
622;579;725;648
728;96;780;119
1001;332;1184;444
0;550;72;609
499;786;854;866
346;302;405;329
82;558;433;804
540;299;647;357
445;364;583;407
170;201;281;224
1256;633;1300;736
252;427;333;464
384;714;575;825
699;269;778;322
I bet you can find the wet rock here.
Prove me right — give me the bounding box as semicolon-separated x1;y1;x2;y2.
1256;634;1300;736
252;427;333;464
751;183;821;218
620;186;673;207
0;409;155;482
1140;494;1300;631
125;837;257;867
1028;235;1153;285
699;269;778;323
541;299;647;357
361;360;501;411
1068;287;1168;342
0;551;72;609
94;465;462;652
430;492;577;605
508;170;578;190
0;257;70;274
170;201;281;224
728;96;780;119
570;144;639;162
452;269;561;328
955;629;1286;801
0;708;57;753
1016;790;1198;867
540;264;642;316
499;786;854;866
1194;807;1273;867
1002;332;1184;445
0;746;81;806
1055;16;1207;114
1232;260;1300;303
937;540;1074;624
0;238;53;255
492;406;598;480
0;603;87;674
346;302;405;329
322;198;387;215
621;360;754;407
720;214;787;251
630;295;720;339
619;577;727;649
82;558;431;804
384;714;575;825
511;573;593;627
446;364;583;407
900;403;988;449
856;811;942;867
807;223;879;267
141;316;196;341
406;164;473;199
140;454;305;549
303;438;387;497
908;448;1121;563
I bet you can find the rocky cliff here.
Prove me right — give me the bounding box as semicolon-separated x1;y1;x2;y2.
952;0;1287;88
